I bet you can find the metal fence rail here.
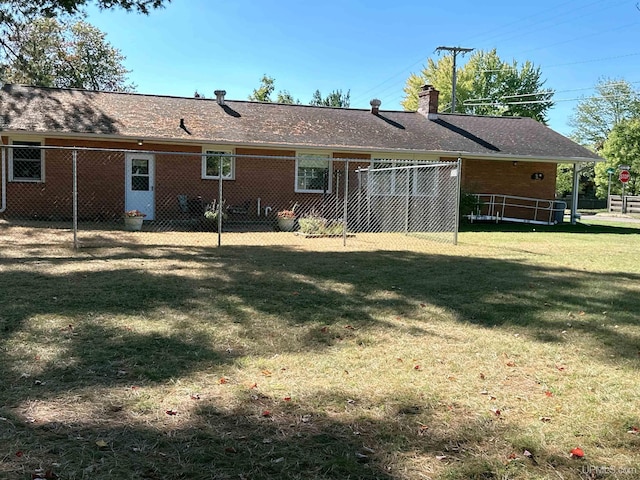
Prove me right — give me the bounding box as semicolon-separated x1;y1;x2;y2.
0;146;461;250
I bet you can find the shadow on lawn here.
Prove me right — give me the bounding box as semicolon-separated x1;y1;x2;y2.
1;384;579;480
1;244;639;479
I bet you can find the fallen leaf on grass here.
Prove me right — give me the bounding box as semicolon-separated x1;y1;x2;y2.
95;440;108;448
219;377;228;384
628;426;639;434
190;394;201;400
570;447;584;458
320;326;328;333
507;453;517;460
16;451;24;457
283;397;291;402
435;455;447;461
414;365;421;371
545;390;553;397
420;303;426;308
505;361;516;367
556;365;566;371
224;446;237;454
491;408;501;416
344;325;355;330
479;372;485;380
261;370;272;376
249;382;258;389
165;410;177;416
262;410;271;417
539;416;552;422
32;470;58;479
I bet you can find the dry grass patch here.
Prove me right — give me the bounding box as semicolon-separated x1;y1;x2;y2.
1;222;639;479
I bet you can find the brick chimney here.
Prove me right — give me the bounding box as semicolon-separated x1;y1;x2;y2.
417;85;439;120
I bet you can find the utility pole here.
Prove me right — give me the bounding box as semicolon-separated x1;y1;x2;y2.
435;46;474;113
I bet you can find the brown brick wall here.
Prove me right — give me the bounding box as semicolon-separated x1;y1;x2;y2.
461;159;557;199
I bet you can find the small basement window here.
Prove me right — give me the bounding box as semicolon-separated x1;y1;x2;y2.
10;140;44;182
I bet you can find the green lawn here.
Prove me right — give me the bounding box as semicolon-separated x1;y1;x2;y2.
1;222;639;479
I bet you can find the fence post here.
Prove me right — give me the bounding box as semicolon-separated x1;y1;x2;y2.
404;166;410;235
217;155;224;247
454;158;462;246
72;149;78;250
342;161;349;246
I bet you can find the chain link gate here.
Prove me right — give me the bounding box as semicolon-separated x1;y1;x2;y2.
349;161;461;245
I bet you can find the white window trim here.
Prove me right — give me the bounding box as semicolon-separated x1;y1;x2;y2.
295;152;332;193
201;147;235;180
8;138;45;183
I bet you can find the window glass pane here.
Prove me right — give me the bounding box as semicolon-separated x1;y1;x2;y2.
12;141;42;180
297;156;329;190
132;176;149;191
131;159;149;175
206;151;232;177
14;160;41;179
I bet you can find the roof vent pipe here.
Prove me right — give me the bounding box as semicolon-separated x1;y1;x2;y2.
214;90;226;106
370;99;381;114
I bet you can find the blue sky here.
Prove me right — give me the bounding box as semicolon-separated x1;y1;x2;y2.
85;0;640;136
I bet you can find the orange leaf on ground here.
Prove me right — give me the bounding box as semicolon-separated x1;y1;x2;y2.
261;370;272;376
16;451;23;457
219;377;228;384
165;410;177;416
570;447;584;458
249;382;258;389
262;410;271;417
283;397;291;401
414;365;421;370
545;390;553;397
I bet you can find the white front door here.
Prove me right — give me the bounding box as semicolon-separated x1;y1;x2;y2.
125;153;155;220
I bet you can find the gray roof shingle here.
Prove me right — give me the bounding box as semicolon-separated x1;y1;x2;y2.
0;84;601;162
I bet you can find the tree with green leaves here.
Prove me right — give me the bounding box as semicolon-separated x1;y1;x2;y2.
557;78;640;199
309;89;350;108
2;17;134;91
402;49;553;123
595;119;640;196
0;0;168;24
567;78;640;151
248;75;299;104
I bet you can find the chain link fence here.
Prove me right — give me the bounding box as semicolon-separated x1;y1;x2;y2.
0;145;461;251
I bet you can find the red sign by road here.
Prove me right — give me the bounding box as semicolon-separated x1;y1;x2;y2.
619;170;630;183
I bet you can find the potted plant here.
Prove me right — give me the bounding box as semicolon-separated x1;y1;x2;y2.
276;207;297;231
124;209;146;231
203;200;227;231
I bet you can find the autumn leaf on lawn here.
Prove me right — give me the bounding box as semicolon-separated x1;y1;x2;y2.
95;440;108;448
545;390;553;397
570;447;584;458
219;377;228;384
505;360;516;367
283;397;291;402
165;410;177;416
628;426;639;434
15;451;23;457
261;370;272;376
262;410;271;417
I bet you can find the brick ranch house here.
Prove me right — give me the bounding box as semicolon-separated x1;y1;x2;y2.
0;83;600;226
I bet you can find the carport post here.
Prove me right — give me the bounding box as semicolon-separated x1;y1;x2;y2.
72;149;78;250
570;163;580;225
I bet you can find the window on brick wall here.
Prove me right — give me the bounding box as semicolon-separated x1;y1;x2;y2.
296;154;332;193
202;150;235;180
9;140;44;182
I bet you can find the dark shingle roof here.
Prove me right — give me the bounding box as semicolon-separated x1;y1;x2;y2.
0;84;601;162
